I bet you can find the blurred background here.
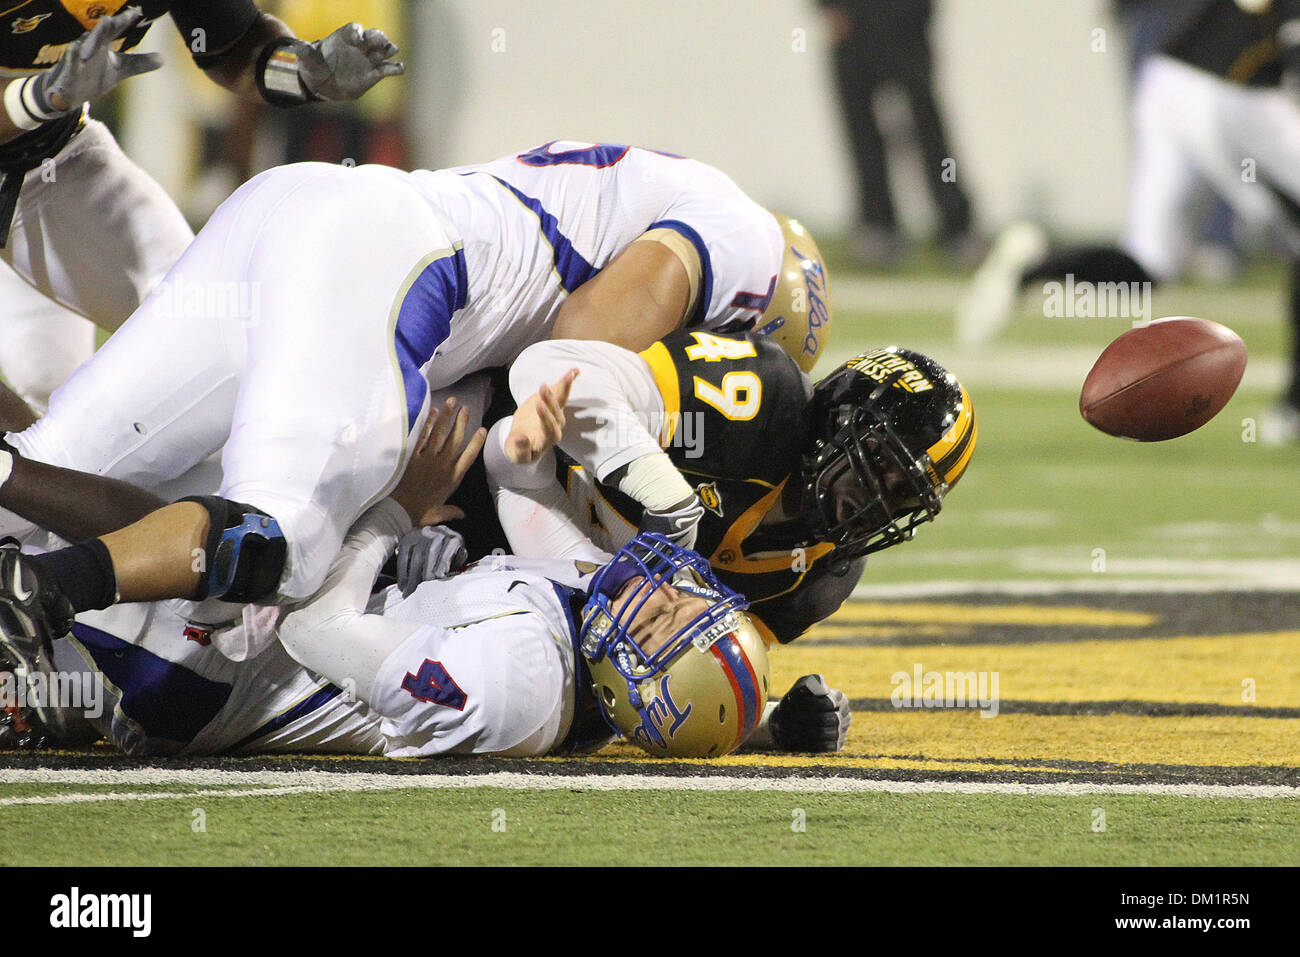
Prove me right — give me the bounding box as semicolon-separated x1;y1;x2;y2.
117;0;1131;239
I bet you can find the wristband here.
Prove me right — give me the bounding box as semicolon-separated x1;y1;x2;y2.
3;78;47;132
255;38;318;107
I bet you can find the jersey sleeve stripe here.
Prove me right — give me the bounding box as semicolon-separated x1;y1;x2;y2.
646;219;713;328
488;175;598;292
730;274;777;312
637;342;681;447
392;244;466;433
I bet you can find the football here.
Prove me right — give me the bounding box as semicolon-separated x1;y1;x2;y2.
1079;316;1248;441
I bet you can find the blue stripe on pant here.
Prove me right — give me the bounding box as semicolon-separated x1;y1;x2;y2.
395;246;468;431
70;622;232;748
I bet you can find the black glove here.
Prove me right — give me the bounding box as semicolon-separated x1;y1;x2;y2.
768;674;851;752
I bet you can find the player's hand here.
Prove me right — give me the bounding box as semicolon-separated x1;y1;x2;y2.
31;6;162;115
505;368;579;465
391;398;486;528
395;525;468;597
768;674;851;752
640;494;705;550
298;22;404;102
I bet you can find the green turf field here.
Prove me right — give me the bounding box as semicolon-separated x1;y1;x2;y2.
1;784;1295;866
4;258;1297;867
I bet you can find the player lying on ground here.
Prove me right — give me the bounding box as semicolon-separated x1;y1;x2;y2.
404;337;976;751
0;2;403;420
1;403;772;759
0;141;831;680
482;333;976;647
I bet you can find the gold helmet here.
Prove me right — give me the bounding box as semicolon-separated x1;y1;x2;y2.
754;214;832;374
580;533;771;758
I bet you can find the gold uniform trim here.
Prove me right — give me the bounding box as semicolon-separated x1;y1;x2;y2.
634;229;703;320
710;479;835;579
638;341;681;448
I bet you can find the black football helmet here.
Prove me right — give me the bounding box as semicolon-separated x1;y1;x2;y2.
799;347;975;566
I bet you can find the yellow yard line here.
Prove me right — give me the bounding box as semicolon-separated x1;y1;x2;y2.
577;710;1298;768
769;632;1300;707
834;712;1300;768
817;602;1158;629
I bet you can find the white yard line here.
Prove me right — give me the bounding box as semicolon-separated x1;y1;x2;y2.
0;768;1294;803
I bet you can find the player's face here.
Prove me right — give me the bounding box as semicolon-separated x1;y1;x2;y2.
614;576;711;657
829;436;919;529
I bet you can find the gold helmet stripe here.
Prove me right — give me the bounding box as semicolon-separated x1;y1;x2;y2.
926;387;977;487
943;411;978;487
638;342;681;448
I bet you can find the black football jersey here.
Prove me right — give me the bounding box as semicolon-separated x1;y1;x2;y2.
1;1;258;74
1162;0;1300;87
560;329;860;643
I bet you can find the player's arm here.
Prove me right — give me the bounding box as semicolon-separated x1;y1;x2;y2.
1;7;162;145
551;237;697;352
0;441;167;541
749;556;866;644
483;365;615;562
499;340;703;547
174;1;402;105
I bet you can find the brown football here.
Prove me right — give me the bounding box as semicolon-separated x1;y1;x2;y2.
1080;317;1248;441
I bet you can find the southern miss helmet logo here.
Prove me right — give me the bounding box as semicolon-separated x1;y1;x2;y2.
696;481;723;516
847;351;934;393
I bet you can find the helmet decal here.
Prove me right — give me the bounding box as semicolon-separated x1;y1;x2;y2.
756;214;833;373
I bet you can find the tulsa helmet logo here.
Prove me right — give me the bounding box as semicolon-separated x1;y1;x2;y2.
633;674;692;748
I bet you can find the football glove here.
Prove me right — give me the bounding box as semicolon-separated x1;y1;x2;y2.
395;525;467;597
297;23;404;102
768;674;851;752
639;495;705;550
28;7;161;118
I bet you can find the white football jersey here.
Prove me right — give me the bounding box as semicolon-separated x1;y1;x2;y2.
58;557;601;758
409;140;785;387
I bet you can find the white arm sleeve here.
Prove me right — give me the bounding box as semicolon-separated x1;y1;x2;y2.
508;339;666;482
505;338;694;511
277;498;418;701
483;419;612;563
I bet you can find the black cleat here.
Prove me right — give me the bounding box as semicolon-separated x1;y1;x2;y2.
0;548;74;747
